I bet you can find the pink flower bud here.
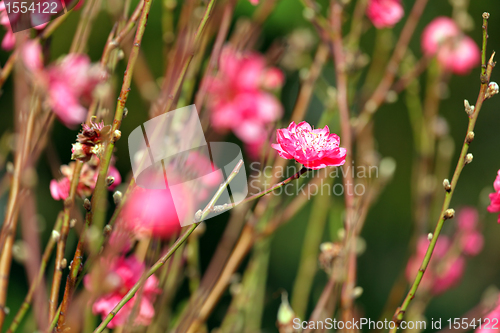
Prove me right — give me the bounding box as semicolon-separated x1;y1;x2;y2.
366;0;404;29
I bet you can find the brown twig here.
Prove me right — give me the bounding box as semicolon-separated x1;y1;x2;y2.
49;161;83;321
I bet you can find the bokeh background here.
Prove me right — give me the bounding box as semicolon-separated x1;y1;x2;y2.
1;0;500;331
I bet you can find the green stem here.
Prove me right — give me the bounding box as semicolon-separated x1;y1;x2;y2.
90;0;154;235
389;14;494;331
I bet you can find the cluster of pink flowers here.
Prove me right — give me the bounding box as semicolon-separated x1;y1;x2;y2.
22;41;106;127
204;46;284;154
406;208;483;295
421;17;480;75
366;0;404;29
487;169;500;222
272;121;347;170
50;157;121;200
84;256;160;328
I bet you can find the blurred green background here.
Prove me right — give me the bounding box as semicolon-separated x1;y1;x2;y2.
1;0;500;331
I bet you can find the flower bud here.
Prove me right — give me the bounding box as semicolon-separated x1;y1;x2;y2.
112;130;122;143
303;7;315;21
380;157;397;181
70;219;77;228
12;241;27;263
428;233;433;241
194;209;203;222
353;286;364;299
71;143;91;162
465;153;473;164
60;258;68;269
103;224;113;236
106;176;115;187
84;198;92;212
113;191;122;205
443;179;451;192
444;208;455;219
52;230;61;241
464;99;475;116
277;293;296;333
485;82;499;99
466;131;475;144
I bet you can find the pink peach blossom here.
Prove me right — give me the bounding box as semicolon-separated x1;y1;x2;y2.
487;170;500;222
204;46;283;144
22;53;106;127
84;256;160;328
50;159;121;201
272;121;347;170
421;17;461;56
249;0;259;4
421;17;480;75
436;35;480;75
458;207;479;230
120;184;191;239
460;230;484;256
366;0;404;29
46;54;105;127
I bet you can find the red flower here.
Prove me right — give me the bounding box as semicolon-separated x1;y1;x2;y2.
271;121;346;170
366;0;404;29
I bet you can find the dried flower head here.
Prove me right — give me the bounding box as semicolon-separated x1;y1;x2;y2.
72;118;111;162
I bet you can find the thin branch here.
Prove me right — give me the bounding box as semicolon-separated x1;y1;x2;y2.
389;14;495;331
